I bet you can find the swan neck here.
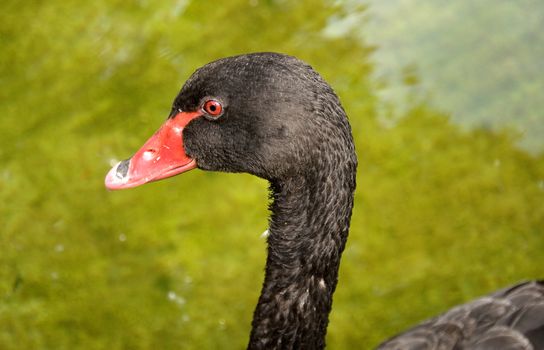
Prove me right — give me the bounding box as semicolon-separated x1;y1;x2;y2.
248;167;356;349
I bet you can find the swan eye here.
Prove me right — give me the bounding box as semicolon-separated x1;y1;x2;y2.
202;99;223;118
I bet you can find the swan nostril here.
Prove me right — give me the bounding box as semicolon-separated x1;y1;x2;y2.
142;149;157;161
115;159;131;179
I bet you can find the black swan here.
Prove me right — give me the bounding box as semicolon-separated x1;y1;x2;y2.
105;52;544;349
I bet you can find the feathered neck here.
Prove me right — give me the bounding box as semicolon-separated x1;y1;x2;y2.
248;148;357;349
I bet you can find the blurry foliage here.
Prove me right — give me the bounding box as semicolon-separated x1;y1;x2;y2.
1;0;543;349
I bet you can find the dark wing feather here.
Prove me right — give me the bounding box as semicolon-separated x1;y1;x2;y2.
377;280;544;350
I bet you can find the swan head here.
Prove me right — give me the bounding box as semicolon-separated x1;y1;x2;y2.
105;52;353;190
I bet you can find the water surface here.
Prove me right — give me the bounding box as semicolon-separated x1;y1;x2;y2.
1;1;543;349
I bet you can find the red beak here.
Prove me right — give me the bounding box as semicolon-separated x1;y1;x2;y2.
105;111;201;190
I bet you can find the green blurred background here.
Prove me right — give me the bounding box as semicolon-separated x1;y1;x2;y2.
1;0;543;348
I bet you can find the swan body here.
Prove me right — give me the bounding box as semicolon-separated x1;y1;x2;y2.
379;280;544;349
105;52;544;349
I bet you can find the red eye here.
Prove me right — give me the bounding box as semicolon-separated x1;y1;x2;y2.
203;99;223;117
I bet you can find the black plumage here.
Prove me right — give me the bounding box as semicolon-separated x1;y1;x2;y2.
177;53;357;349
379;281;544;349
106;52;544;350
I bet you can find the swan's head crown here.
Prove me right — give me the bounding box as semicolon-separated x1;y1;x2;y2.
176;52;351;180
